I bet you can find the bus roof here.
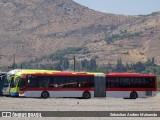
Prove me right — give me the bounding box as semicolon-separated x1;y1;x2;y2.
0;72;6;76
15;70;60;76
23;71;95;77
106;72;156;77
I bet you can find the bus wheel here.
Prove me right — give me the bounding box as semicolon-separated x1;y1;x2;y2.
130;91;138;99
83;91;91;99
41;91;49;99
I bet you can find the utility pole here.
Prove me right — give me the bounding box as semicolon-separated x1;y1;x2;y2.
13;53;15;69
36;61;38;69
73;56;76;72
20;63;23;69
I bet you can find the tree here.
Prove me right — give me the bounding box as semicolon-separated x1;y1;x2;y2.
54;63;62;71
106;62;112;72
115;59;126;72
146;58;155;66
81;59;89;69
134;61;145;72
62;58;69;70
151;57;155;65
90;58;97;71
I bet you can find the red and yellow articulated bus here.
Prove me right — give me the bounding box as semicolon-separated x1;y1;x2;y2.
18;72;157;99
105;73;157;99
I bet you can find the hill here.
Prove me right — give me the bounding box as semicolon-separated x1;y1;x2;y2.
0;0;160;70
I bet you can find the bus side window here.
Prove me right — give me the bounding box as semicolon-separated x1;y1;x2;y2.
106;78;111;87
110;79;113;87
54;77;66;88
110;78;115;88
65;76;77;88
145;77;154;88
119;78;123;88
142;78;146;88
49;77;54;88
38;76;50;88
78;76;94;88
115;78;119;87
28;76;39;87
43;77;50;88
54;84;58;87
123;78;130;88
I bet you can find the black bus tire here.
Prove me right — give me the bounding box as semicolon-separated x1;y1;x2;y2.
41;91;49;99
83;91;91;99
130;91;138;99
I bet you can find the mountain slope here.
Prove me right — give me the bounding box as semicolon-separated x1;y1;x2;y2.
0;0;160;68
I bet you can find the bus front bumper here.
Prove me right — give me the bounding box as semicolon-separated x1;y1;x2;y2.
10;92;19;97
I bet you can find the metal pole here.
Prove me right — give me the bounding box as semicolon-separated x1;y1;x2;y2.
21;63;23;69
73;56;76;72
36;61;38;69
13;53;15;69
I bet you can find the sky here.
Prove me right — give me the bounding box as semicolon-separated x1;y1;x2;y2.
73;0;160;15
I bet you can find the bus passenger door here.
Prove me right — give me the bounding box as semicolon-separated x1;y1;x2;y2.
94;74;106;97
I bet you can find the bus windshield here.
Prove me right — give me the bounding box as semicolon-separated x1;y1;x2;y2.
10;77;15;88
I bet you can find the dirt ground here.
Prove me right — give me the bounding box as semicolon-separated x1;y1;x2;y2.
0;92;160;120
